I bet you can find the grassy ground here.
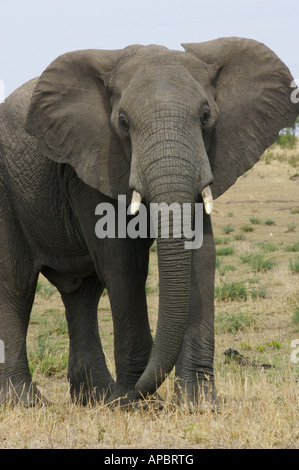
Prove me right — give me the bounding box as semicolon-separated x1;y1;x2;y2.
0;143;298;449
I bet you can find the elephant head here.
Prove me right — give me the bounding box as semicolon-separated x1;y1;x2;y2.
25;38;298;399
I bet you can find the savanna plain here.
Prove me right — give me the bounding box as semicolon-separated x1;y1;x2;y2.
0;143;298;449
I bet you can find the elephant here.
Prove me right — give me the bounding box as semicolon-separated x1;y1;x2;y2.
0;37;298;408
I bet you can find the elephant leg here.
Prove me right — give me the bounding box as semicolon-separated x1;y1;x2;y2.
60;272;115;404
102;238;153;401
175;211;217;410
0;241;45;406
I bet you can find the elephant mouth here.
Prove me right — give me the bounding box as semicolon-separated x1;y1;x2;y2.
129;185;213;216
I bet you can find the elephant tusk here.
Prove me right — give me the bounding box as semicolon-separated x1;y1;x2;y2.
202;185;213;215
129;190;142;215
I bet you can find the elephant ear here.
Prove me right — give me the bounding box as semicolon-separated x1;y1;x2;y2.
183;37;299;199
25;49;131;200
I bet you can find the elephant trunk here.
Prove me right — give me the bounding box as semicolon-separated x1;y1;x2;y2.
132;161;202;397
134;234;192;396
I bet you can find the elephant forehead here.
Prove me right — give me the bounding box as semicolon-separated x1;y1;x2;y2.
120;46;194;72
114;46;213;95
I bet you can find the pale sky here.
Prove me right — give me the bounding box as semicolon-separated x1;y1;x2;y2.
1;0;299;97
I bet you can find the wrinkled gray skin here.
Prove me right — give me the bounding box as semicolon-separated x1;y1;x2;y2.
0;37;298;407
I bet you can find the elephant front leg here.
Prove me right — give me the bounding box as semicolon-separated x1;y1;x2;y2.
102;238;153;404
0;270;46;406
60;272;115;404
175;213;218;410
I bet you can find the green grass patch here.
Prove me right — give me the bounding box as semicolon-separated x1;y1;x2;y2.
240;224;254;232
240;253;275;272
214;236;230;245
288;155;299;167
292;301;299;329
255;242;278;252
216;246;235;256
250;284;268;299
289;257;299;274
36;280;57;299
216;259;236;275
284;242;299;252
286;222;296;232
221;224;234;234
28;308;68;376
145;282;159;295
215;281;247;301
250;216;261;225
264;219;276;226
232;233;246;241
215;311;256;334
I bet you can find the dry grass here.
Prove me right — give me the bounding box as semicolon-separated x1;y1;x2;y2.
1;143;299;449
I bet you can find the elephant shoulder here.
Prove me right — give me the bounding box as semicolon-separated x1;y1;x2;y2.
0;79;39;136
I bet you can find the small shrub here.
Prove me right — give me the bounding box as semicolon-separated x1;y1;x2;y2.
262;150;275;164
288;155;299;167
267;340;281;350
250;284;267;299
217;264;236;275
240;253;275;272
289;257;299;274
216;246;235;256
250;217;261;225
264;219;276;226
215;311;256;334
255;242;278;252
240;224;254;232
221;224;234;234
286;222;296;232
233;233;246;241
289;173;299;181
276;130;296;148
284;242;299;252
215;281;247;301
290;208;299;214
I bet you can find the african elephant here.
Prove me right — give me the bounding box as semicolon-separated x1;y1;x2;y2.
0;37;298;408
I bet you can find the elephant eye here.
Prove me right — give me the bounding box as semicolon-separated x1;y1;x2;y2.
119;112;130;134
200;107;210;128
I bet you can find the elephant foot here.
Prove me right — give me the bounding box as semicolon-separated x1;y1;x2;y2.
0;380;49;407
69;381;114;406
106;387;164;412
174;379;221;413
